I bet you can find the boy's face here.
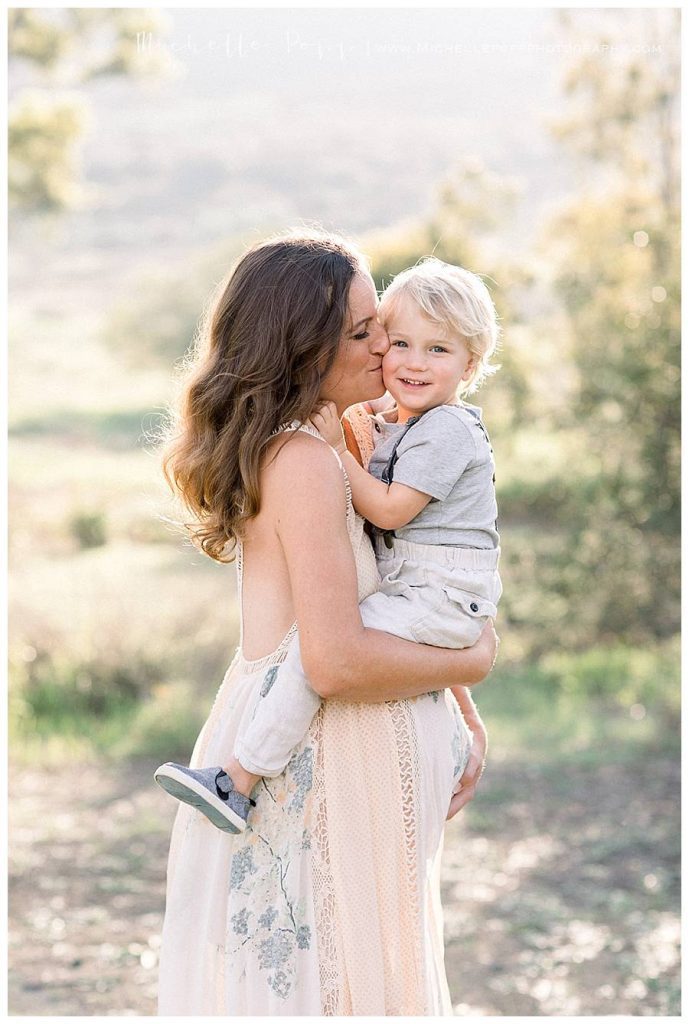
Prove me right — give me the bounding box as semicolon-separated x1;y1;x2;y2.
381;293;475;416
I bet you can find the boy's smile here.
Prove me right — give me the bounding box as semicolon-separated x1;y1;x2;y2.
382;294;475;423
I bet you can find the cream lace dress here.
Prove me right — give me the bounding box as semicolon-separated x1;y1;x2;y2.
157;416;473;1016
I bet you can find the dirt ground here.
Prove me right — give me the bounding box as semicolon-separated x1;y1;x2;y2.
8;749;680;1016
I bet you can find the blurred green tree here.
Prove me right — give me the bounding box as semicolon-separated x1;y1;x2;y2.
539;9;680;644
366;158;518;287
8;8;173;212
366;160;532;432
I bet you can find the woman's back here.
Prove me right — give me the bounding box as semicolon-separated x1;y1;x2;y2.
239;432;307;661
240;426;380;660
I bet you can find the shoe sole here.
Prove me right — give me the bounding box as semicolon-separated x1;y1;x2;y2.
154;765;247;834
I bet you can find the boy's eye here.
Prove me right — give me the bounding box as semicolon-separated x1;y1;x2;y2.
391;339;407;347
430;346;447;353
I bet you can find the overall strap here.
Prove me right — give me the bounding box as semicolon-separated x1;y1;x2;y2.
380;412;425;485
461;406;499;533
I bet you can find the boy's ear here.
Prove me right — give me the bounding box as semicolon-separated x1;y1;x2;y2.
461;356;477;380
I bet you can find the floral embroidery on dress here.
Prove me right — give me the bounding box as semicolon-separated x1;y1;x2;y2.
287;746;313;813
225;741;315;1000
231;907;251;935
260;665;280;698
449;701;472;781
258;905;279;930
229;847;257;890
451;728;464;778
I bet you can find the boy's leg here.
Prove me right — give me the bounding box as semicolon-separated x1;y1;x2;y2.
222;755;260;798
153;762;256;834
360;575;494;649
234;632;321;779
154;633;320;832
357;590;415;639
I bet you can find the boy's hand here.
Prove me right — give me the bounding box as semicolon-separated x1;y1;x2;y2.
309;401;347;455
361;392;396;416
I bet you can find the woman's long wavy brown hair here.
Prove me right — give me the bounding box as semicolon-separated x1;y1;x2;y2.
160;230;366;562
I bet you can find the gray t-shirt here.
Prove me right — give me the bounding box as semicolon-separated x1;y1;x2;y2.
367;403;499;549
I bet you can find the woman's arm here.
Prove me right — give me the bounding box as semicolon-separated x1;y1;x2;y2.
267;433;497;701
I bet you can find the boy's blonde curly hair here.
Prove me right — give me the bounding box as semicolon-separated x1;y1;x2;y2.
378;256;501;395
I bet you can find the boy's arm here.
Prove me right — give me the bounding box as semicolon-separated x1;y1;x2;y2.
340;450;431;530
310;402;432;530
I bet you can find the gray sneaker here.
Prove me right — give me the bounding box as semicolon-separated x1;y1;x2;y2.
154;763;256;833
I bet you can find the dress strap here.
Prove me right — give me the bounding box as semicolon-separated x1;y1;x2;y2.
235;536;245;654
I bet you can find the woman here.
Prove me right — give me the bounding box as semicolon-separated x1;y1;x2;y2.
157;230;497;1015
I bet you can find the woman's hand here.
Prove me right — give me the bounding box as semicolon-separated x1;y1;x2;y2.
464;619;499;684
309;401;347;455
446;712;488;821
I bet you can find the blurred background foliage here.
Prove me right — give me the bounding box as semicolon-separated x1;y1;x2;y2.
9;8;679;773
8;7;173;211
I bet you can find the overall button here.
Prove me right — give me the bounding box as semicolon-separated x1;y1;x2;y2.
470;602;479;612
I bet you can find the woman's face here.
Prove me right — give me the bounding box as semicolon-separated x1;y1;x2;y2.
320;271;390;415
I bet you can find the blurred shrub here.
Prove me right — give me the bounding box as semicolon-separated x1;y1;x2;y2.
539;638;680;713
11;645;162;724
477;637;679;764
542;16;680;648
112;681;208;762
104;271;204;368
365;159;518;290
69;509;107;549
497;476;680;659
8;542;239;762
9;648;208;764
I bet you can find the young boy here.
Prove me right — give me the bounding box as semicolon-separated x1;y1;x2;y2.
154;257;501;832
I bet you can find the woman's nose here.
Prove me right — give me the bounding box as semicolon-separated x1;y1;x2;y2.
370;322;390;356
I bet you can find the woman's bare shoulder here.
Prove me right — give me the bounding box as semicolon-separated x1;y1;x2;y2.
261;430;347;505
